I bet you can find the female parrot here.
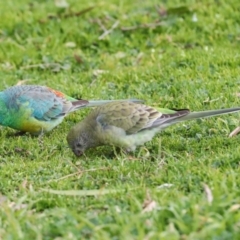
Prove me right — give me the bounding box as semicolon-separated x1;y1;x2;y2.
67;101;240;156
0;85;141;135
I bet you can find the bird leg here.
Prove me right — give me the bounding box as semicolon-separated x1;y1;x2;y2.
111;147;140;160
38;128;44;151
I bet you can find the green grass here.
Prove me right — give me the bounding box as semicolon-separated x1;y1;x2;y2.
1;0;240;239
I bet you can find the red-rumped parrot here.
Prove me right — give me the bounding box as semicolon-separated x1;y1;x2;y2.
67;101;240;156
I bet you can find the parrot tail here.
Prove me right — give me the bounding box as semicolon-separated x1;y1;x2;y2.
152;107;240;130
71;100;89;111
87;99;143;107
175;107;240;122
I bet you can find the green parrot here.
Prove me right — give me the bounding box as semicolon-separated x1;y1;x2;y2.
67;101;240;156
0;85;142;135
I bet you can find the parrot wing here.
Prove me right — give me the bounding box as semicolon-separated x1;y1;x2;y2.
6;85;88;121
95;101;190;134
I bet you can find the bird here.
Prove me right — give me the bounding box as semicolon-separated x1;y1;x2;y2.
67;101;240;156
0;85;142;135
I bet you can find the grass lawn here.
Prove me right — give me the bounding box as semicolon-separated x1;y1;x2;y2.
0;0;240;239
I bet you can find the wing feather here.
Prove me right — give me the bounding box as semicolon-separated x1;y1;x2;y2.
4;85;86;121
94;101;190;134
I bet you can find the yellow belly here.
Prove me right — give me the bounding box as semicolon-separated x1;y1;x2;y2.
15;117;64;135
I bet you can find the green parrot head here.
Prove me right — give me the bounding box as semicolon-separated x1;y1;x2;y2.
67;121;100;156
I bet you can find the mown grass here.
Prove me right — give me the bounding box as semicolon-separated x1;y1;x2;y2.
0;0;240;239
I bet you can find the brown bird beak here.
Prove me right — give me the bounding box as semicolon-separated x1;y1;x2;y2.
74;149;83;157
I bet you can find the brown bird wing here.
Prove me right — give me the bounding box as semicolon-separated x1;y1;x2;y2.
95;101;190;134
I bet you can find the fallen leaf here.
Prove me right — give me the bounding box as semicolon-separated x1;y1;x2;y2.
54;0;69;8
16;80;29;86
74;54;83;64
203;183;213;204
192;13;198;22
21;179;28;189
93;69;108;76
145;219;153;227
229;204;240;212
0;195;28;211
1;62;13;70
115;205;121;213
134;52;144;65
65;42;76;48
157;183;174;189
142;190;157;213
156;6;167;17
142;200;157;213
9;202;28;211
115;51;126;59
0;195;7;204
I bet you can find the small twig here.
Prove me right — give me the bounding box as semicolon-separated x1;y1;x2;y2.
134;52;144;65
66;159;82;172
41;186;130;196
203;183;213;204
20;64;43;69
203;97;221;104
96;18;107;32
40;6;94;23
47;167;111;183
50;171;83;182
6;38;25;50
38;129;45;152
121;22;162;31
98;20;119;40
63;6;95;18
20;63;60;70
16;80;29;86
229;126;240;137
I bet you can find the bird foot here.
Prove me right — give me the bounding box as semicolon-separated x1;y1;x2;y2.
111;148;139;160
126;155;139;161
7;131;28;137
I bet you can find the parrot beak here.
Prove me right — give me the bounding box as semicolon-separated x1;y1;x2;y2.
74;149;83;157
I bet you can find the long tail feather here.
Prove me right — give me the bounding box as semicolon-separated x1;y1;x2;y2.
71;100;89;111
159;107;240;129
176;107;240;122
87;99;143;107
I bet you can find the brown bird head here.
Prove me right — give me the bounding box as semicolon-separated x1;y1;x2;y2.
67;121;100;157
